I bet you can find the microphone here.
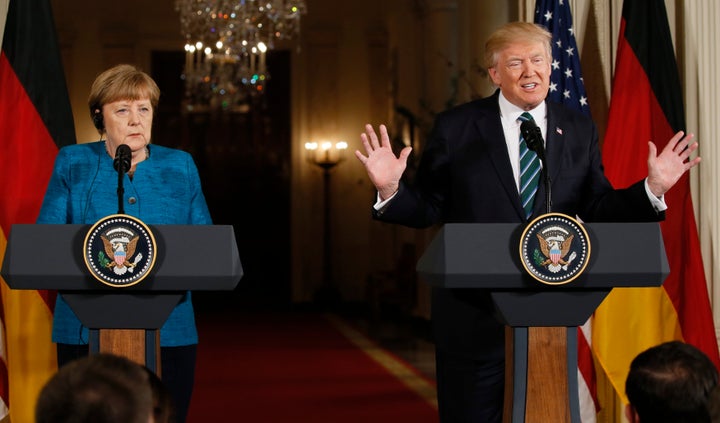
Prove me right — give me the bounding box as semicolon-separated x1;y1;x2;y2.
113;144;131;214
520;119;545;161
113;144;131;174
520;118;552;213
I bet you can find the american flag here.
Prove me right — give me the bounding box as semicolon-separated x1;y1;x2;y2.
534;1;598;422
536;0;590;115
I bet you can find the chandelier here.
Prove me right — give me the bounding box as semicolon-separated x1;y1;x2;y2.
175;0;307;113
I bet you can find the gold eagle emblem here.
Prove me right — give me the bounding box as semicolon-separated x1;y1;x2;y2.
536;233;574;267
101;234;141;275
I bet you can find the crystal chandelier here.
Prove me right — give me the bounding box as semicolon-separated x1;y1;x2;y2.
175;0;307;113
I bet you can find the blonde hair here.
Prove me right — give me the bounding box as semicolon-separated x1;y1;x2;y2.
88;64;160;133
484;22;552;70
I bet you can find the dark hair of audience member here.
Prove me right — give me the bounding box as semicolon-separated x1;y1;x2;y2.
145;365;176;423
708;384;720;423
35;353;154;423
626;341;719;423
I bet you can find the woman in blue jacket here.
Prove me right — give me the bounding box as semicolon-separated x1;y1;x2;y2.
37;63;211;423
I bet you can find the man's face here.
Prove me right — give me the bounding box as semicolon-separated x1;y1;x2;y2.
488;40;551;110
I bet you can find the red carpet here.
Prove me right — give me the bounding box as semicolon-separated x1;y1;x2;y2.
187;309;438;422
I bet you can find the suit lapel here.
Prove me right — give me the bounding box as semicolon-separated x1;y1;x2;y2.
472;95;526;220
545;104;566;191
537;103;567;216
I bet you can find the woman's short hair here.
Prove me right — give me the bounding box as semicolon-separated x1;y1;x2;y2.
87;64;160;132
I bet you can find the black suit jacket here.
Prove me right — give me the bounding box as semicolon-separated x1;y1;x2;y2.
375;90;663;359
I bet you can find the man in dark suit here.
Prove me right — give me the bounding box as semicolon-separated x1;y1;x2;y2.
355;21;700;423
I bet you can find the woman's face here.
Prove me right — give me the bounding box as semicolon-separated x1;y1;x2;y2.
102;98;153;157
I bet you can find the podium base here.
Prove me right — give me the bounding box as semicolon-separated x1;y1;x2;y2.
504;326;580;423
90;329;161;374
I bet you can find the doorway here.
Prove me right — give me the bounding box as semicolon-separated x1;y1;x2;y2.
151;50;292;310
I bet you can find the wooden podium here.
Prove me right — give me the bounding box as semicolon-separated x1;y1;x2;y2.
1;223;243;373
416;222;668;423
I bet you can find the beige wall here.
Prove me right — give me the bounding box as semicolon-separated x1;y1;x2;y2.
52;0;181;144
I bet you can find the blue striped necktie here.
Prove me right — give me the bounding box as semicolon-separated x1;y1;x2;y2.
518;112;541;219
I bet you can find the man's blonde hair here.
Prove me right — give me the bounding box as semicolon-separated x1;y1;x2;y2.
484;22;552;70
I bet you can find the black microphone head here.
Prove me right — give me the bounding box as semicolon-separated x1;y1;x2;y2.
519;119;533;135
113;144;132;173
520;119;545;157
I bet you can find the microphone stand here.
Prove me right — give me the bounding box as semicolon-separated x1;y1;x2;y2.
541;159;552;214
117;166;125;214
521;120;552;214
531;142;552;214
113;145;131;214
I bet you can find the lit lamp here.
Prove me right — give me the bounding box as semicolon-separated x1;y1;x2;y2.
304;141;347;305
304;141;347;168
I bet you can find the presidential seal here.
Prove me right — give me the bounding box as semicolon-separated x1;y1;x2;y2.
83;214;157;288
519;213;590;285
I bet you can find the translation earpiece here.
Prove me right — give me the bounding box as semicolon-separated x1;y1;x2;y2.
92;109;104;131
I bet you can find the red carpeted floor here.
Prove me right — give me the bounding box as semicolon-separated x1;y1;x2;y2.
186;309;438;422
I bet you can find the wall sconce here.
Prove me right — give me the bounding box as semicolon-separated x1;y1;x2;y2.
304;140;348;169
303;140;347;306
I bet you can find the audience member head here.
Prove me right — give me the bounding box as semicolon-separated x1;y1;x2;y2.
144;365;176;423
625;340;718;423
708;384;720;422
36;353;154;423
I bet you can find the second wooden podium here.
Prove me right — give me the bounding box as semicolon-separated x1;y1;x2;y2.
417;221;668;423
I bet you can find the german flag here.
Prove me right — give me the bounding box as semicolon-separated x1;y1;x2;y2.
593;0;720;420
0;0;75;420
